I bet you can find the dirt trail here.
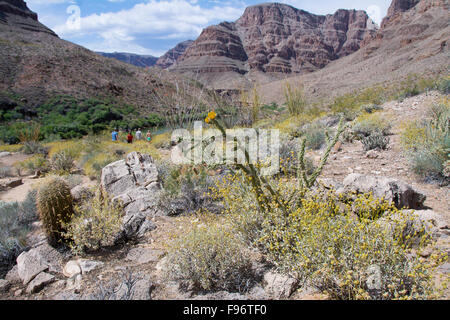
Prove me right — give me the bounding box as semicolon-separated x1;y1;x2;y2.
321;91;449;221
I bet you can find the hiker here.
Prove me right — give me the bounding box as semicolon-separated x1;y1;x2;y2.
146;130;152;142
127;132;133;144
136;128;143;140
112;129;119;142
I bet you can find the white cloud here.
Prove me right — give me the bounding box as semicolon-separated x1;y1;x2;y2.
50;0;244;55
54;0;244;40
27;0;74;5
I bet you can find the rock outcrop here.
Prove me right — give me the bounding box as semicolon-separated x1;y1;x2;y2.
100;152;162;241
381;0;421;28
173;3;377;79
156;40;194;69
0;0;57;35
338;173;426;210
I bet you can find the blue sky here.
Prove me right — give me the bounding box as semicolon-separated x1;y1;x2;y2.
26;0;391;57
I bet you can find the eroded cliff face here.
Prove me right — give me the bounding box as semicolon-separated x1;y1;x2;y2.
156;40;194;69
0;0;56;35
173;3;377;76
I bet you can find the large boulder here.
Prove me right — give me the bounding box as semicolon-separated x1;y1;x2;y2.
16;243;63;285
338;173;426;209
101;152;162;241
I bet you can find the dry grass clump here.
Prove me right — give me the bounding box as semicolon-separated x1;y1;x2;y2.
165;222;254;293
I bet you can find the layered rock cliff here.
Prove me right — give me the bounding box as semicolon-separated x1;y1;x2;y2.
0;0;56;35
156;40;194;69
173;3;377;78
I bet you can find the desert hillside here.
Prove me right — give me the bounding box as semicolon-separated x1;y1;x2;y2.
0;0;449;303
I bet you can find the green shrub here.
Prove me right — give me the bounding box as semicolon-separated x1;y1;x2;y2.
438;78;450;94
0;166;14;178
21;141;48;155
165;223;254;293
0;190;38;277
360;104;383;114
17;155;49;174
0;201;26;277
401;104;449;182
64;191;123;255
303;123;326;150
284;82;307;116
51;150;75;174
37;177;75;246
279;140;315;176
353;113;391;138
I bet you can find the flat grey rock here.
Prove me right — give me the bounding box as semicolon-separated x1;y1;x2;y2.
26;272;55;294
126;248;164;265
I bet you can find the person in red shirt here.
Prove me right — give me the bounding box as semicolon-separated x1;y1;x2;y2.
127;132;133;144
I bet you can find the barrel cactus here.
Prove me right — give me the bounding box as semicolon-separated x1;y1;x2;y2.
37;177;74;246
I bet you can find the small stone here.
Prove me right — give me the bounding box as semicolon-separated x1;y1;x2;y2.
63;261;82;278
366;150;379;159
78;260;104;274
419;248;433;258
66;274;82;292
14;289;23;297
26;272;55;294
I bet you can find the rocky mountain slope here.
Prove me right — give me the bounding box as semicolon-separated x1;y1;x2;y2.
156;40;194;69
0;0;195;113
257;0;449;103
96;52;158;68
172;3;378;87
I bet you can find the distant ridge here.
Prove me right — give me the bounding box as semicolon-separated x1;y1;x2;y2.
96;52;158;68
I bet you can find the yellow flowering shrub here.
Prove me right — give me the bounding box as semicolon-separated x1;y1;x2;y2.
83;153;120;180
0;144;23;152
46;140;83;160
212;172;446;300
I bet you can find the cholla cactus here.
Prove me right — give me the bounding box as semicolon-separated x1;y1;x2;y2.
37;177;74;246
362;132;390;151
